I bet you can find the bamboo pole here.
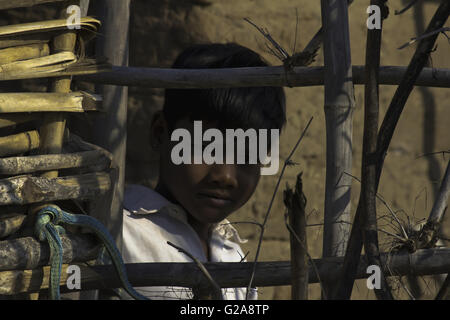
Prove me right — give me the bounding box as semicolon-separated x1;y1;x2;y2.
1;248;448;295
0;214;26;238
0;130;40;157
284;173;308;300
90;0;130;247
0;233;100;271
0;172;112;205
0;53;110;81
0;150;111;175
0;43;49;64
38;1;78;180
77;65;450;88
0;92;102;113
335;0;450;300
359;0;393;300
0;17;100;38
320;0;354;297
24;4;81;265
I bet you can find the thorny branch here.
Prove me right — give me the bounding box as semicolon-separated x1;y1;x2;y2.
245;117;313;299
398;27;450;49
167;241;223;300
416;149;450;159
342;172;409;240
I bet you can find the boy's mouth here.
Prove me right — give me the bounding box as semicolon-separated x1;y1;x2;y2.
197;191;233;208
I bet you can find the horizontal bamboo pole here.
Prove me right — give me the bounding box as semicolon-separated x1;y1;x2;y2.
0;114;42;129
78;65;450;88
1;50;75;71
0;150;112;175
0;92;102;113
0;248;448;295
0;43;49;64
0;0;66;10
0;17;100;38
0;52;111;81
0;171;113;205
0;34;50;50
0;233;100;272
0;130;39;157
0;214;26;238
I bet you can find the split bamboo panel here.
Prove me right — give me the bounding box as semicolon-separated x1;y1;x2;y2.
0;130;39;157
0;150;111;175
0;92;102;113
0;43;49;64
0;17;100;41
0;171;113;205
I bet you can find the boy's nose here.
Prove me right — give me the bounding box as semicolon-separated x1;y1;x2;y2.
207;164;238;189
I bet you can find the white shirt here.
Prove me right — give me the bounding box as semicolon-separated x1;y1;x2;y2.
121;184;257;300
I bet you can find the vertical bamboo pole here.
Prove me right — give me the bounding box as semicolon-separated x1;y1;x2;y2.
360;0;393;300
38;1;78;178
24;0;83;300
27;1;79;224
320;0;355;298
334;1;450;300
89;0;130;248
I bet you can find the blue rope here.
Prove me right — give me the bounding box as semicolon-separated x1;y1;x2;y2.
34;204;148;300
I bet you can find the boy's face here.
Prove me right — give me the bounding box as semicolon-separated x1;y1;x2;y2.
154;115;261;225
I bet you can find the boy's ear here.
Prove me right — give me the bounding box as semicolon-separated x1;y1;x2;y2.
150;111;168;150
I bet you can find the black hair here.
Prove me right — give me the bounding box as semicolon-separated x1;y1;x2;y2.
162;43;286;132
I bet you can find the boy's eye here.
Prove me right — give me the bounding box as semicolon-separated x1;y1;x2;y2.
190;141;268;165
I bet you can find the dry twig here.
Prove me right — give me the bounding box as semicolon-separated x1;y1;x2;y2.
245;117;313;299
284;173;309;300
398;27;450;49
395;0;420;15
167;241;223;300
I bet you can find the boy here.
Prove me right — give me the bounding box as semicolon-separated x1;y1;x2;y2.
121;43;286;300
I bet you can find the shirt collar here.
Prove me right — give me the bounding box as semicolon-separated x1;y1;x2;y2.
123;184;247;243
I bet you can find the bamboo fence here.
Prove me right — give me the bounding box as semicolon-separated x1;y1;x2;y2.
0;0;448;300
